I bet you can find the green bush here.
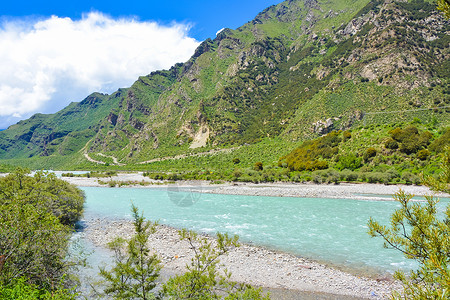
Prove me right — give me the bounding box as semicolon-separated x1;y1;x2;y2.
343;130;352;141
280;131;341;171
339;169;358;182
389;126;433;155
402;171;421;185
325;169;340;184
366;172;389;184
335;154;362;171
386;168;401;182
0;278;77;300
429;127;450;153
364;148;377;160
254;162;263;171
368;147;450;299
0;169;85;294
385;138;399;150
417;149;430;161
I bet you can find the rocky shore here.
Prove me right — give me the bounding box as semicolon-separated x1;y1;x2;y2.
83;218;401;299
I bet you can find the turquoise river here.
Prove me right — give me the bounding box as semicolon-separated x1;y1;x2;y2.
79;186;449;275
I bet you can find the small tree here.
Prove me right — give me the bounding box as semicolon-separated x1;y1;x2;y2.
363;147;377;160
162;229;270;299
254;162;263;171
99;204;161;300
368;147;450;299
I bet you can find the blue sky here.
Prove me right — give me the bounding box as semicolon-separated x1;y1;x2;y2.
0;0;282;129
2;0;282;41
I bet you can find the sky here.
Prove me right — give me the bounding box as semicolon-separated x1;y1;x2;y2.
0;0;282;129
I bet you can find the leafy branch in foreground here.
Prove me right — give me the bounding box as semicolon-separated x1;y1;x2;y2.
99;204;161;300
162;229;270;299
368;147;450;299
99;205;269;299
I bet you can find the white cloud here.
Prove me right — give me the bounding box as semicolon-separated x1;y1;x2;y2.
216;28;225;36
0;12;200;128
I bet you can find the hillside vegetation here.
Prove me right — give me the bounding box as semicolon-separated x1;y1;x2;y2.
0;0;448;177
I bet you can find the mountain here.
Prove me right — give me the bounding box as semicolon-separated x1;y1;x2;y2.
0;0;448;167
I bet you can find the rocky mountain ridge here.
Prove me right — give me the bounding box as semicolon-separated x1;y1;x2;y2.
0;0;448;166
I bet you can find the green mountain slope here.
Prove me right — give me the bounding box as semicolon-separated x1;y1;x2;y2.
0;0;448;168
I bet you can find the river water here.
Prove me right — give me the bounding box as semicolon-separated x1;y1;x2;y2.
78;185;449;275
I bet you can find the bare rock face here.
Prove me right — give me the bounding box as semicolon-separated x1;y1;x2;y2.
313;118;340;134
107;113;118;126
190;111;210;149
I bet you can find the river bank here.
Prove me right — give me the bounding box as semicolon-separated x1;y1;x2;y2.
82;218;400;299
62;172;449;201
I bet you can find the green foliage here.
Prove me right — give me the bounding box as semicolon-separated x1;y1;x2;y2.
342;130;352;141
368;148;450;299
98;206;269;299
429;127;450;153
385;138;399;150
0;169;85;295
335;154;362;171
365;172;389;184
397;0;435;20
280;131;341;171
389;126;432;154
437;0;450;19
417;149;430;160
363;147;377;160
0;277;77;300
162;229;269;300
423;146;450;193
253;161;263;171
0;169;85;226
99;204;161;300
368;191;449;299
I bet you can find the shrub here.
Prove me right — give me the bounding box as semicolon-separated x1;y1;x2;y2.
0;169;85;292
99;205;161;300
402;171;420;185
368;189;450;299
280;131;340;171
386;168;401;182
343;130;352;141
314;160;329;170
385;138;399;150
0;278;77;300
254;162;263;171
312;174;322;184
364;148;377;160
335;154;362;171
326;169;340;184
366;172;389;184
232;169;242;180
162;230;269;299
389;126;433;154
233;158;241;164
339;169;358;182
417;149;430;161
429;127;450;153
